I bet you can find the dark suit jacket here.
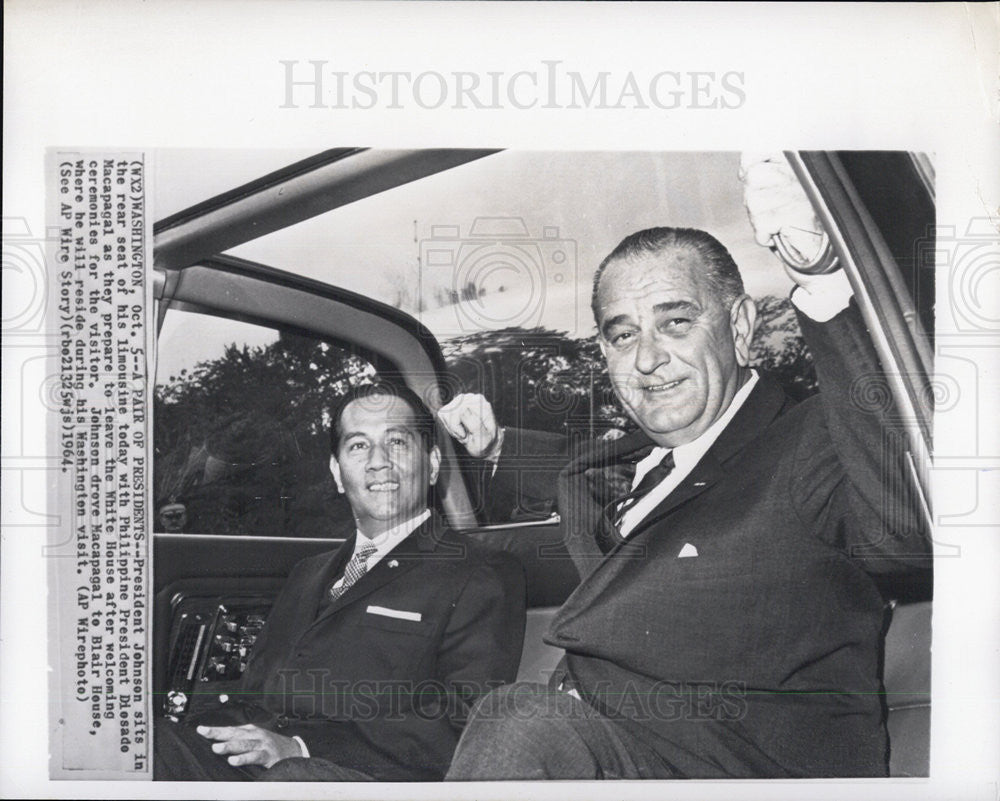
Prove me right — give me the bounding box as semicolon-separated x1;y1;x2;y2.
532;303;930;778
457;428;569;525
219;515;526;780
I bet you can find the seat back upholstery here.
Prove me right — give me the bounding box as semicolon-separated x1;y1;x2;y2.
517;607;565;685
883;600;932;777
515;600;932;777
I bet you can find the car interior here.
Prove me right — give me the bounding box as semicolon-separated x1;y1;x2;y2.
151;149;934;777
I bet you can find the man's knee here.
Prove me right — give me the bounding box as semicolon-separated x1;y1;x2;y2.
448;682;601;780
466;681;553;724
465;682;588;732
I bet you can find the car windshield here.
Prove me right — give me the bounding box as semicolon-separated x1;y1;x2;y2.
156;150;794;346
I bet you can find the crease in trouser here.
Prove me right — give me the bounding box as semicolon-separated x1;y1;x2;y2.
445;681;675;781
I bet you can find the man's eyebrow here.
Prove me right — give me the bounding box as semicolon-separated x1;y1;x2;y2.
600;314;636;338
653;300;701;315
384;426;416;437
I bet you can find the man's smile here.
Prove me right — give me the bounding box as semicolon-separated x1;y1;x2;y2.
367;480;400;492
640;378;688;394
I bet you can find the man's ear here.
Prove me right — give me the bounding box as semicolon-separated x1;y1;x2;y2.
730;295;758;367
428;445;441;487
329;455;345;494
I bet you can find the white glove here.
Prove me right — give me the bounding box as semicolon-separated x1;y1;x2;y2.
739;152;852;317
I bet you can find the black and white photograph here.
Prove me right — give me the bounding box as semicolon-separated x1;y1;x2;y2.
2;3;998;800
147;148;934;783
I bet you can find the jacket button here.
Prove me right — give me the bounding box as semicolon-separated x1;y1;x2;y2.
275;715;289;729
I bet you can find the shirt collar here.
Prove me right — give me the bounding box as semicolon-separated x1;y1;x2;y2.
353;508;431;557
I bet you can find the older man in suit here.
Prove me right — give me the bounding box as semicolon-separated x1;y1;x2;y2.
440;159;930;779
154;382;525;781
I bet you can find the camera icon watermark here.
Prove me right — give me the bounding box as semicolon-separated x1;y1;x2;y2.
418;217;577;336
2;216;52;334
922;217;1000;333
3;217;62;540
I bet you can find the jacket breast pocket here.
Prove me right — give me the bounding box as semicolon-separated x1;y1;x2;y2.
357;609;434;637
667;554;749;582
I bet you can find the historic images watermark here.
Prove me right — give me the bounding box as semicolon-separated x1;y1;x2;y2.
280;60;746;111
266;673;748;724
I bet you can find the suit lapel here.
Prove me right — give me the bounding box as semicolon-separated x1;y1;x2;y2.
259;536;353;664
701;375;789;464
617;454;724;542
626;377;790;538
311;514;445;623
310;535;355;607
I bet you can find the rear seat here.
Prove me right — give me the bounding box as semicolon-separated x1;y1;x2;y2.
515;600;931;777
516;607;565;684
883;600;932;776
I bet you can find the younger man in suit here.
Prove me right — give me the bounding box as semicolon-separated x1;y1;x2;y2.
154;382;525;781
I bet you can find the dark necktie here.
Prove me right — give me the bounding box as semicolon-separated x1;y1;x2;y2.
328;540;378;602
612;450;677;527
597;450;676;552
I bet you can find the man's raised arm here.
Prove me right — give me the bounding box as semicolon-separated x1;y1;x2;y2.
438;394;567;524
742;154;931;570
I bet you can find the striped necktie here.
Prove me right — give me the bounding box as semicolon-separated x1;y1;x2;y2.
328;540;379;602
612;449;676;528
595;450;676;552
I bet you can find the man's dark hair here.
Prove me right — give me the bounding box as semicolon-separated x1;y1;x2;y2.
328;380;437;456
590;227;745;324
